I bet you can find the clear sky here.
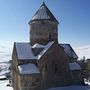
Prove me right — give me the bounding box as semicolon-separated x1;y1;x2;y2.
0;0;90;47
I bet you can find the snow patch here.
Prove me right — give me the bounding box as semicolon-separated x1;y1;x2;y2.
32;43;45;48
18;63;40;74
37;41;54;59
0;75;6;79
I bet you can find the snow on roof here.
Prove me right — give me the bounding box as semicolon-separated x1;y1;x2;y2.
69;62;81;71
18;63;40;74
60;44;78;59
15;42;54;60
0;75;6;79
37;41;54;59
15;43;37;60
32;43;45;48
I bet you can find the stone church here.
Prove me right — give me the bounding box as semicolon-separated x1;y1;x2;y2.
11;2;83;90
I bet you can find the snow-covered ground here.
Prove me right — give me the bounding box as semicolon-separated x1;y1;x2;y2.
0;80;90;90
0;62;10;76
0;80;12;90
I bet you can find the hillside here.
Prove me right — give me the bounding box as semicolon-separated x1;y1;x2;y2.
0;62;10;76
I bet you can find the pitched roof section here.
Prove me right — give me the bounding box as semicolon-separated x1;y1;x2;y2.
60;44;78;59
69;62;81;71
18;63;40;75
15;43;36;60
15;41;54;60
29;2;59;24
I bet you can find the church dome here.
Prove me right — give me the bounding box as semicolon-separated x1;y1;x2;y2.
29;2;59;24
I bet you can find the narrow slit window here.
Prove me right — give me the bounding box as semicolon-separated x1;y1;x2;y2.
54;63;58;73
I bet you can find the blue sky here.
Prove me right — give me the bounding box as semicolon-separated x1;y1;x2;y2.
0;0;90;47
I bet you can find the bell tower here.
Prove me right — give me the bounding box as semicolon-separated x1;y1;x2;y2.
28;2;59;45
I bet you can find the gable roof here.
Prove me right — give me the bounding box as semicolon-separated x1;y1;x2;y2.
69;62;81;71
14;41;54;60
15;43;36;60
18;63;40;75
60;44;78;59
29;2;59;24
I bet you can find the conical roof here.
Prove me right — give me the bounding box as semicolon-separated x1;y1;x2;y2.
29;2;59;24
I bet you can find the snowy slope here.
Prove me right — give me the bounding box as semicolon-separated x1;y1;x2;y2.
0;62;10;76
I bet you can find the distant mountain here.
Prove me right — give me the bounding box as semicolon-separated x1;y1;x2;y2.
74;45;90;60
0;62;10;76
